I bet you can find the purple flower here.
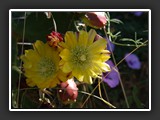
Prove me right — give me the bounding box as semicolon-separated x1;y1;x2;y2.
132;12;143;16
106;39;115;52
124;53;141;70
103;60;120;88
95;35;115;52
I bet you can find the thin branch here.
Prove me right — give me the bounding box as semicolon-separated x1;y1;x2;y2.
16;12;27;108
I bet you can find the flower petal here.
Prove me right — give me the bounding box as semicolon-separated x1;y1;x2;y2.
78;30;88;47
59;49;71;61
72;69;84;82
83;74;93;84
21;40;70;89
88;38;107;53
65;31;77;48
26;79;36;87
96;62;110;72
100;54;110;62
57;70;72;82
33;40;45;56
62;62;72;73
49;78;59;88
88;29;97;45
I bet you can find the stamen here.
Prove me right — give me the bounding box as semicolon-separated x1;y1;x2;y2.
38;57;56;78
80;55;86;61
71;46;90;67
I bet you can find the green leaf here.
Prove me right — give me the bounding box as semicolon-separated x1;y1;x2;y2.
11;90;18;108
12;66;22;74
11;37;19;90
110;19;123;24
20;89;40;109
120;38;135;42
105;12;110;19
132;86;143;108
11;68;19;90
11;37;18;65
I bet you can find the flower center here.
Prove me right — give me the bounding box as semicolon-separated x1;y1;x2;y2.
71;46;90;67
80;55;86;61
38;57;56;78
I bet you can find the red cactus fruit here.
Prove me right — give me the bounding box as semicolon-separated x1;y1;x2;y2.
58;78;78;105
82;12;107;29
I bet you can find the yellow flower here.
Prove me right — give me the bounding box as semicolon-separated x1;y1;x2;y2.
21;40;70;89
59;29;110;84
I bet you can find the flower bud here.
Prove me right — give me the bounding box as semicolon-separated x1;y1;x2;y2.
82;12;107;29
46;31;63;47
58;78;78;105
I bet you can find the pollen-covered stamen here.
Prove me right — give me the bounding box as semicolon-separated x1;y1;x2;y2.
38;57;56;78
71;46;90;66
80;55;86;61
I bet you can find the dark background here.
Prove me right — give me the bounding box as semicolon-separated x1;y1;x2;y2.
0;0;159;119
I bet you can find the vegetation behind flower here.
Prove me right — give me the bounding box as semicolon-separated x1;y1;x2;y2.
11;11;149;109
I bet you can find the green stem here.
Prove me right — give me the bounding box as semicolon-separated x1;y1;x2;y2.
16;12;27;108
51;13;57;32
103;27;130;108
102;82;110;104
79;91;116;108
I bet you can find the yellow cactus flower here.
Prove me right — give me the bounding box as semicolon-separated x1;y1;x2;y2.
59;29;110;84
21;40;70;89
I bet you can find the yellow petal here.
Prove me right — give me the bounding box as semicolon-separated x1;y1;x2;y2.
45;44;54;56
88;38;107;53
24;70;35;77
91;54;101;61
45;44;60;60
33;40;45;56
88;69;97;78
91;63;102;75
65;31;77;48
37;82;49;89
101;49;110;54
88;29;97;45
100;54;110;62
59;49;71;61
78;30;88;47
83;74;93;84
97;62;110;72
23;62;32;69
49;78;59;88
57;70;72;82
59;59;65;67
25;50;40;63
20;55;26;62
78;76;84;82
59;41;67;48
72;68;83;82
26;79;36;87
62;62;72;73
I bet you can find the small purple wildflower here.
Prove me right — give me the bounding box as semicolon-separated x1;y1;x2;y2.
94;35;115;52
106;38;115;52
103;60;120;88
132;12;143;17
124;53;141;70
